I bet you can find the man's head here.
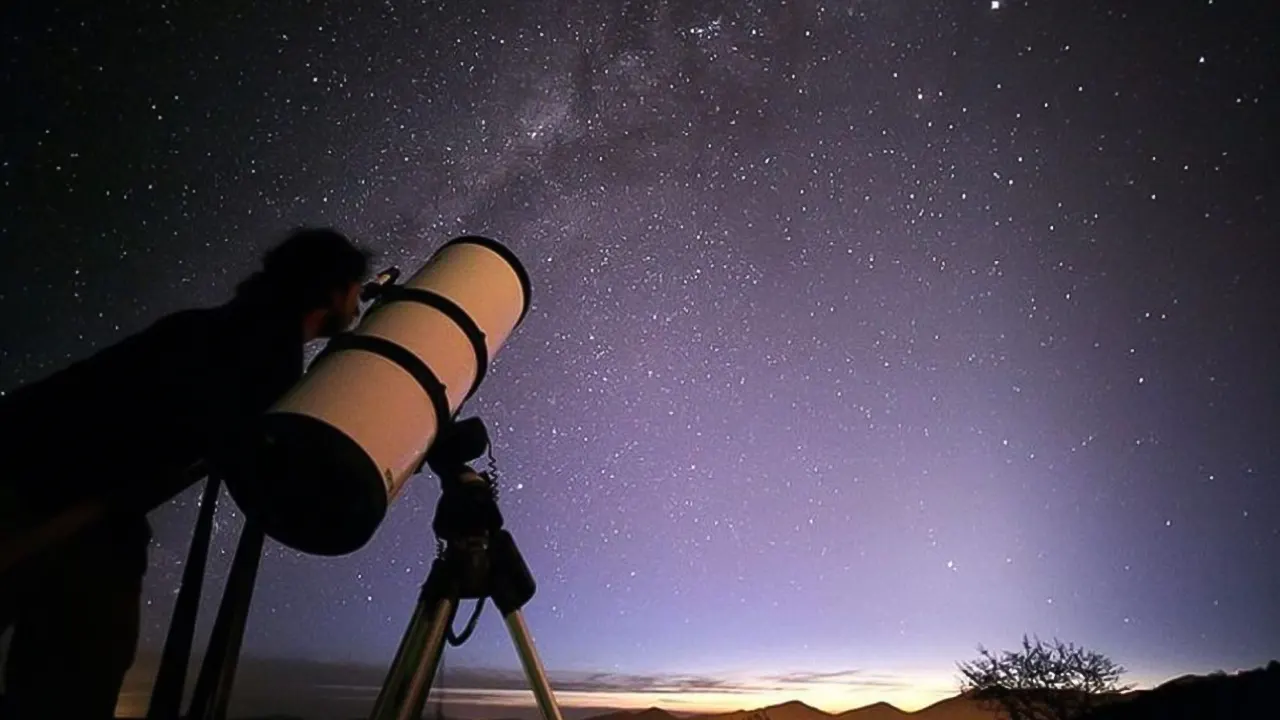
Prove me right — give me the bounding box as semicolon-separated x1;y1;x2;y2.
239;227;373;341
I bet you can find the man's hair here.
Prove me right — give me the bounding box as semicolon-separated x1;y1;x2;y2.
237;227;372;313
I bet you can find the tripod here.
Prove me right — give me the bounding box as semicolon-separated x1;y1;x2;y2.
372;462;564;720
137;417;563;720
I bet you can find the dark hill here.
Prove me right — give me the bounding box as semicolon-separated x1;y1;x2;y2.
1082;660;1280;720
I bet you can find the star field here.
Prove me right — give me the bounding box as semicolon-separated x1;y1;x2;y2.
1;0;1277;714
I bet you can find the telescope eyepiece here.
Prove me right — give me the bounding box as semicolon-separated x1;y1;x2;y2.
361;266;402;301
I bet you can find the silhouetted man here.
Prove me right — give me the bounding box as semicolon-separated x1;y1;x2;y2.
0;227;371;719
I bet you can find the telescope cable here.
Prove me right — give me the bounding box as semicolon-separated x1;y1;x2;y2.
448;599;485;646
481;440;501;498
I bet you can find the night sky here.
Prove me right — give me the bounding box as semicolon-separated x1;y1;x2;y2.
2;0;1278;718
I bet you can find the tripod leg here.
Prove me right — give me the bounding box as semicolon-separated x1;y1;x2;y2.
504;611;565;720
187;520;265;720
371;561;458;720
148;476;221;720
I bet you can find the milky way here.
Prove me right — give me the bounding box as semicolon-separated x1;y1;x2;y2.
1;0;1276;716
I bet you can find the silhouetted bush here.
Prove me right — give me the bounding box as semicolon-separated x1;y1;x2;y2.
958;635;1129;720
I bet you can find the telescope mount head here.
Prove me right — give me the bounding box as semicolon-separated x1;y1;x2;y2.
427;417;504;542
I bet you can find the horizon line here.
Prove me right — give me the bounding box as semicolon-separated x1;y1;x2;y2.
116;652;1269;719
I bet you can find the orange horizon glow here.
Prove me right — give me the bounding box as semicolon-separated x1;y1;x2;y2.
113;674;973;718
114;668;957;717
118;682;957;719
115;661;1181;719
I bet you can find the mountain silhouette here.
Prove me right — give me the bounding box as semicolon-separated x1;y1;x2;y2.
574;662;1279;720
707;700;834;720
893;694;991;720
589;709;698;720
600;698;985;720
837;701;909;720
1081;660;1280;720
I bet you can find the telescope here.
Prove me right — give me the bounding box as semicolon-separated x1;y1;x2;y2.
142;234;563;720
223;234;532;556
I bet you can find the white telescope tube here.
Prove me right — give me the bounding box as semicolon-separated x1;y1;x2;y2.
223;235;531;556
